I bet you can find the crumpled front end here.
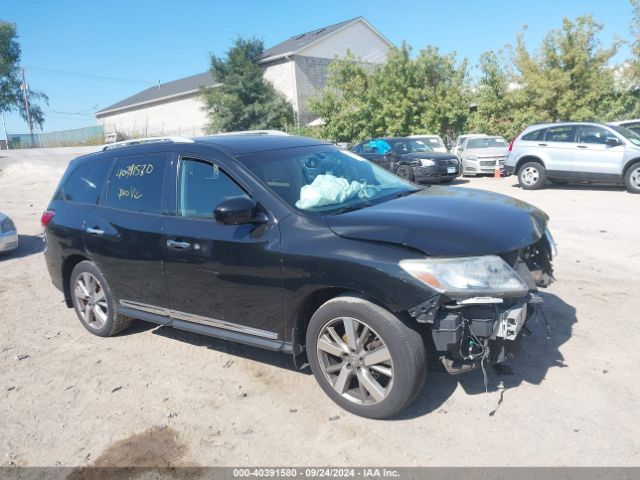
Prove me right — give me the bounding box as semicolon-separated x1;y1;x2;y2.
406;232;556;374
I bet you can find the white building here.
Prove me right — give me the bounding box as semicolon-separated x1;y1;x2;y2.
96;17;392;137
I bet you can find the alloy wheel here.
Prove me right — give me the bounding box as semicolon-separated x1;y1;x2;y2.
316;317;394;406
74;272;108;329
630;166;640;189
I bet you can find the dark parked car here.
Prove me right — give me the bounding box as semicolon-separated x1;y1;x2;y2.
43;134;556;419
352;137;460;183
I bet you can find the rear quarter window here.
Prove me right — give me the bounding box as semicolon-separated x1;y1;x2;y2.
521;129;546;141
105;155;167;214
58;159;111;205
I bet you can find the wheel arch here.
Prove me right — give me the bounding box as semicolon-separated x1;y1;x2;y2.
291;287;392;352
622;157;640;176
515;155;546;174
62;254;90;307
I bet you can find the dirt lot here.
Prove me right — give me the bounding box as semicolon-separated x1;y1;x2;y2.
1;147;639;467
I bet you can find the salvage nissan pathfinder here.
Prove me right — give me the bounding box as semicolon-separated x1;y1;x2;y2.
43;134;556;418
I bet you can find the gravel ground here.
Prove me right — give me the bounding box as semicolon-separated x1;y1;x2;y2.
1;147;639;468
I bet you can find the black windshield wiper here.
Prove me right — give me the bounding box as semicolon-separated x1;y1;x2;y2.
394;188;423;198
330;202;373;215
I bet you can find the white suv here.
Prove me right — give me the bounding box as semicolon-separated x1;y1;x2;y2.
505;122;640;193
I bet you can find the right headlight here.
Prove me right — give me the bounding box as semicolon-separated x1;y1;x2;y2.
400;255;528;297
465;155;478;161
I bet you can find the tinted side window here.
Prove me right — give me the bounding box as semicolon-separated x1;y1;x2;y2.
60;159;111;205
106;155;166;214
545;126;577;143
623;122;640;135
522;129;546;141
577;126;609;144
178;158;249;219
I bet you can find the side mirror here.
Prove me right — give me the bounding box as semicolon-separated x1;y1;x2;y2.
214;197;264;225
605;137;622;147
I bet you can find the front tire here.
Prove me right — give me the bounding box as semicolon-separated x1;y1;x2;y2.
306;295;426;419
70;261;133;337
518;162;546;190
624;163;640;194
395;165;415;182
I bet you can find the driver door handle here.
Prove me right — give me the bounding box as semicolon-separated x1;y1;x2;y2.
167;239;191;250
538;143;548;147
577;145;588;148
86;227;104;236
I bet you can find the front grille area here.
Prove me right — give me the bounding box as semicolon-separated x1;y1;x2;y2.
480;159;505;167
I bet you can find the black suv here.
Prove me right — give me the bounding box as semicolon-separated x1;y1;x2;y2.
43;134;556;419
352;137;460;183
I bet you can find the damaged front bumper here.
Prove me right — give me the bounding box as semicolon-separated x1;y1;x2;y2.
430;296;534;374
407;233;555;374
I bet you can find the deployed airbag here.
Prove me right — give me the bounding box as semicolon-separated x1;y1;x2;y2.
296;174;374;209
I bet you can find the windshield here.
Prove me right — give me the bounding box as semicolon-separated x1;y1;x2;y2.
413;136;444;148
387;139;433;154
609;125;640;146
466;137;508;149
239;146;417;213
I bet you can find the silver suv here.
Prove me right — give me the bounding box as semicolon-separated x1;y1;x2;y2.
505;122;640;193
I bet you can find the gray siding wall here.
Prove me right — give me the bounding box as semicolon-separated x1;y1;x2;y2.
294;55;333;125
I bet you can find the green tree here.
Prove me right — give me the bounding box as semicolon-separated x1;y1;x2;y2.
414;46;471;142
468;50;518;139
511;17;621;125
200;37;293;133
307;51;375;142
309;45;470;144
0;21;47;129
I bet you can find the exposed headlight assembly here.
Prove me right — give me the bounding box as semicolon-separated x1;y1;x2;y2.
400;255;529;297
420;159;435;167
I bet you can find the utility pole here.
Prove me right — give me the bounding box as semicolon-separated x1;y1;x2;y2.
1;113;9;150
20;67;35;147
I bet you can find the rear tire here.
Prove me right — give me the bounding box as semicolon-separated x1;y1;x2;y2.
306;295;426;419
395;165;415;182
624;163;640;194
518;162;546;190
70;261;133;337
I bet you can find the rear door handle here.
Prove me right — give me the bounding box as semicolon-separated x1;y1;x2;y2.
577;145;588;148
538;143;548;147
86;227;104;236
166;239;191;250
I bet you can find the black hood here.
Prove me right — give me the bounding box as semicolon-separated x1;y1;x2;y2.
325;186;548;256
401;152;458;162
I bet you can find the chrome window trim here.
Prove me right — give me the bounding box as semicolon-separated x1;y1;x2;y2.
119;300;278;340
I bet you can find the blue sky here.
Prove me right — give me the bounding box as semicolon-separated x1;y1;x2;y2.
2;0;636;134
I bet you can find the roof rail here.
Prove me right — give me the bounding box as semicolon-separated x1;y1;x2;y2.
208;130;290;137
102;136;195;151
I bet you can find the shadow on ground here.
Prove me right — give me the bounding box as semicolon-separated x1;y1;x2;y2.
138;291;575;419
0;234;44;261
509;180;627;193
151;323;308;374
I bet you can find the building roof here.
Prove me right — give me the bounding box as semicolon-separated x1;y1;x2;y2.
260;17;362;62
96;72;218;116
97;16;390;116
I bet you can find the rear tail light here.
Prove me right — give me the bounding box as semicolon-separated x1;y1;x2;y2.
509;129;525;152
41;210;55;228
